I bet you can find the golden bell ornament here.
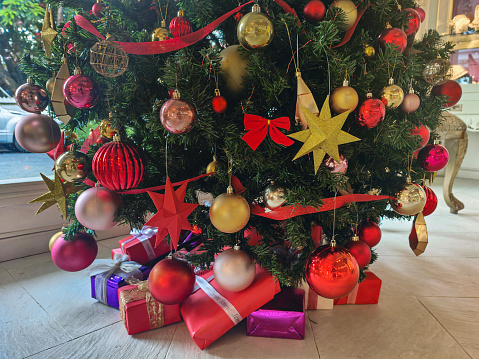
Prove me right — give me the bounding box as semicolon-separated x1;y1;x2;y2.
237;4;274;51
49;231;64;251
390;178;426;216
206;156;226;174
209;186;250;233
363;45;375;59
263;182;286;209
55;144;91;183
329;0;358;30
152;20;169;42
219;45;250;95
330;79;359;114
380;78;404;109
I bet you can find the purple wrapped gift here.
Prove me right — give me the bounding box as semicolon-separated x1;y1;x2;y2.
246;288;305;340
91;255;150;309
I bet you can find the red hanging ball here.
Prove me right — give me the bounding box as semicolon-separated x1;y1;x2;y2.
431;80;462;108
92;2;105;17
422;186;438;216
63;70;99;109
168;89;175;98
356;96;386;128
417;144;449;172
191;224;203;235
415;7;426;22
51;233;98;272
410;124;430;151
403;8;421;36
211;95;227;113
303;0;326;24
92;136;146;191
345;239;372;269
378;27;407;53
169;10;193;38
358;220;381;248
305;244;360;299
148;258;196;304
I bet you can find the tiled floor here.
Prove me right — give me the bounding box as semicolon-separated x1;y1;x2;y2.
1;177;478;359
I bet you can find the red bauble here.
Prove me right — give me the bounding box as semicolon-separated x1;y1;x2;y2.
417;144;449;172
191;224;203;235
378;27;407;53
168;89;175;98
410;124;430;151
403;8;421;36
211;95;227;113
92;2;105;17
92;137;146;191
169;10;193;38
356;96;386;128
415;7;426;23
305;244;360;299
422;186;438;216
358;220;381;248
51;233;98;272
432;80;462;108
304;0;326;24
148;258;195;304
63;72;99;109
345;239;372;269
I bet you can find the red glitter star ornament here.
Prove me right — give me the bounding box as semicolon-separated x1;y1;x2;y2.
145;177;198;250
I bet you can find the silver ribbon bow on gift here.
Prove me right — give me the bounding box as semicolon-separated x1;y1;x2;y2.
130;226;158;241
91;254;143;304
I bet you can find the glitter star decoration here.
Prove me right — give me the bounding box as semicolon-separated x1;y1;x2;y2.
145;177;198;250
41;5;57;57
29;172;82;219
289;96;360;173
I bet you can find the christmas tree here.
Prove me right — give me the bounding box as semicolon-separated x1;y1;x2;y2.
20;0;455;294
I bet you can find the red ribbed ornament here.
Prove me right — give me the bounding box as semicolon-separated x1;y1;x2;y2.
92;135;146;191
169;10;193;38
422;186;438;216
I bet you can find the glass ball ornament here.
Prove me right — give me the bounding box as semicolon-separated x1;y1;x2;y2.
219;45;250;95
363;45;375;59
303;0;326;24
209;186;250;233
15;77;49;113
358;220;382;248
423;59;452;85
55;144;91;183
422;186;438;216
431;80;462;108
90;37;129;78
400;91;420;114
410;124;430;151
206;156;226;174
330;79;359;114
378;25;407;53
99;116;117;140
356;92;386;128
415;7;426;23
159;90;196;134
51;232;98;272
14;113;61;153
403;8;421;36
213;245;256;292
305;242;360;299
263;182;286;209
329;0;358;31
237;4;274;51
417;144;449;172
380;78;404;109
324;154;348;174
92;0;105;17
169;9;193;37
63;67;99;109
211;90;228;114
345;235;371;269
46;73;56;95
390;179;427;216
152;20;168;41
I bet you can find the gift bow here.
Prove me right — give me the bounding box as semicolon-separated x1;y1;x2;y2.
130;226;158;241
242;114;294;151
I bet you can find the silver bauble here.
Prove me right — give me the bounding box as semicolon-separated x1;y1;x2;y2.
213;246;256;292
14;114;61;153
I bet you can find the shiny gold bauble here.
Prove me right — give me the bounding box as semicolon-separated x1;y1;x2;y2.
330;0;358;30
380;83;404;109
219;45;250;95
363;45;375;59
49;231;64;251
46;75;56;94
55;146;91;183
263;183;286;209
209;191;250;233
330;85;359;114
206;160;226;174
237;4;274;51
152;21;169;42
390;182;426;216
99;119;117;139
423;59;452;85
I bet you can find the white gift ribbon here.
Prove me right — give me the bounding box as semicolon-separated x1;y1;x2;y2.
347;283;360;304
121;226;158;261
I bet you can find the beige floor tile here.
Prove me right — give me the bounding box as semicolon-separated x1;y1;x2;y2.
419;297;479;358
0;266;70;359
98;235;124;250
27;321;178;359
164;320;319;359
309;295;471;359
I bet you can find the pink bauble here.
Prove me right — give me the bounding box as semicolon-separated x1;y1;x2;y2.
415;7;426;23
14;114;61;153
418;144;449;172
92;2;105;17
324;154;348;174
63;74;99;109
160;98;196;134
400;93;420;114
15;82;49;113
75;187;123;231
51;233;98;272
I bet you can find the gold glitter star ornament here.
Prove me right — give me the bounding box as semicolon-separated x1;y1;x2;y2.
41;5;57;57
288;96;360;173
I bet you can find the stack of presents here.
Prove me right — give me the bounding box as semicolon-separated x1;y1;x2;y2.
90;226;382;350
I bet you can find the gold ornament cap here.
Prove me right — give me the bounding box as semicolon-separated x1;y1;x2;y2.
352;234;360;241
233;244;241;250
113;134;121;142
342;79;349;86
27;77;35;84
178;9;184;17
172;89;181;99
74;67;82;75
252;3;261;12
388;78;394;85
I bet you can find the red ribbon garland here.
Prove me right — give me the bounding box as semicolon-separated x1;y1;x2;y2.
242;114;294;151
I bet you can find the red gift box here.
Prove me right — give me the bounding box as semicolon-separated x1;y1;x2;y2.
181;265;281;350
118;280;181;335
118;227;170;264
111;248;122;259
333;271;382;305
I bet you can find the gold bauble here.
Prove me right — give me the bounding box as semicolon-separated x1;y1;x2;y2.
380;80;404;109
152;21;168;42
363;45;375;59
49;231;63;251
209;190;250;233
99;119;117;139
219;45;250;95
423;59;452;85
46;75;56;94
206;160;226;174
263;183;286;209
390;182;426;216
330;83;359;114
237;4;274;51
330;0;358;30
55;145;91;183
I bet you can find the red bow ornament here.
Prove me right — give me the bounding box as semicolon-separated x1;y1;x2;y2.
242;114;294;151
